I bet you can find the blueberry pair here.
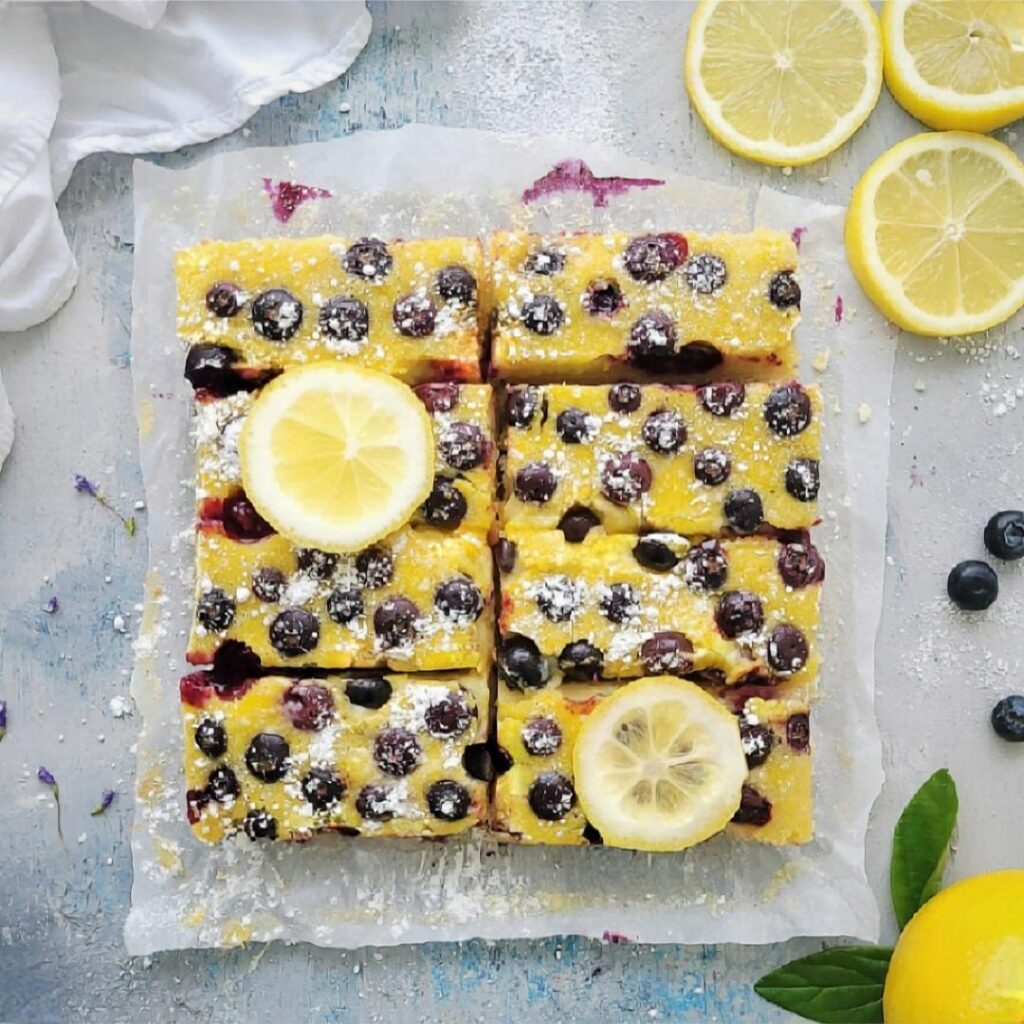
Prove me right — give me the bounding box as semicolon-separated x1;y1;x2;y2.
946;510;1024;611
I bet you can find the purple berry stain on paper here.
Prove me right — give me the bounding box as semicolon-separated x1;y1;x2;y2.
601;929;631;944
522;160;664;209
834;295;844;324
263;178;332;223
791;226;808;249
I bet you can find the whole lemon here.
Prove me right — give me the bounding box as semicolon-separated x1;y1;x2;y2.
883;870;1024;1024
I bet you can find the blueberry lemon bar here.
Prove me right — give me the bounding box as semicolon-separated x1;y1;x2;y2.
502;381;821;536
181;670;490;842
489;229;800;382
178;236;484;384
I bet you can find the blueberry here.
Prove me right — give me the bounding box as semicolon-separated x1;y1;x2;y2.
556;407;593;444
694;448;731;486
283;681;335;731
424;691;474;737
427;780;472;821
524;248;566;275
608;383;642;413
355;546;393;588
373;727;422;776
582;279;624;316
514;462;557;504
769;271;801;309
206;765;240;803
462;744;498;781
682;252;727;293
947;560;998;611
582;823;604;846
373;597;421;648
628;311;677;370
778;539;825;588
440;422;486;470
327;587;364;625
184;344;240;393
599;582;640;623
522;717;563;756
764;385;811;436
740;721;773;768
732;784;772;826
786;713;810;751
498;634;551;690
297;548;339;580
245;733;290;782
558;640;604;681
186;788;209;824
535;574;580;623
205;282;242;317
623;233;688;283
356;784;395;821
318;296;369;343
252;288;303;341
301;767;346;811
521;295;565;335
434;577;484;624
222;492;275;541
345;676;393;710
698;382;745;417
420;477;468;529
528;772;576;821
243;809;278;840
724;489;764;534
195;719;227;759
437;265;477;305
767;625;809;675
991;695;1024;742
342;238;392;281
786;459;820;502
414;382;461;413
600;454;652;505
211;640;261;691
251;567;285;603
683;540;729;592
675;342;723;373
494;538;517;573
716;591;765;638
197;588;235;631
633;536;679;571
393;293;437;337
268;608;320;656
643;410;687;454
558;506;601;543
640;631;694;675
506;386;541;427
984;510;1024;561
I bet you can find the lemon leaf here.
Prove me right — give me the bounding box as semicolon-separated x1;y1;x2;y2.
754;946;892;1022
890;768;959;930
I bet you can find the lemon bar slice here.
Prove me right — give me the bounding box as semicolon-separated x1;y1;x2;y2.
188;526;493;673
181;671;490;842
489;229;800;383
503;381;821;536
177;236;484;384
496;527;822;692
195;382;497;537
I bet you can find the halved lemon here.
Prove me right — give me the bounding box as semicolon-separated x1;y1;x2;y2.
685;0;883;166
846;131;1024;336
573;676;747;853
239;364;434;552
883;1;1024;133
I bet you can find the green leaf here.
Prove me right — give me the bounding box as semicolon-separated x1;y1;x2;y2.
890;768;958;929
754;946;892;1023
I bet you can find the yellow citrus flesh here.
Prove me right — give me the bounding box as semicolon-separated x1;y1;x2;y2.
239;364;434;552
846;131;1024;336
572;676;747;853
883;869;1024;1024
685;0;883;166
883;1;1024;133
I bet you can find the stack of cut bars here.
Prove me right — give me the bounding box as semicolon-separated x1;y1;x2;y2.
176;228;822;847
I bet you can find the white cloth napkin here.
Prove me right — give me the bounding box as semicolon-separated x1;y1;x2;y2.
0;0;371;473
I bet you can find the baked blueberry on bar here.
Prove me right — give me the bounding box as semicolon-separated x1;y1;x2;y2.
496;527;822;692
188;525;494;673
489;229;800;383
177;236;484;384
194;382;497;537
503;381;821;536
181;671;490;842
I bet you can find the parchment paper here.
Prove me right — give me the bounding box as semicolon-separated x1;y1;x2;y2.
125;126;891;954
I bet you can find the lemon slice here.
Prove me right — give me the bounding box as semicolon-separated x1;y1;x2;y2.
846;131;1024;336
239;365;434;552
685;0;883;166
573;677;747;853
883;1;1024;133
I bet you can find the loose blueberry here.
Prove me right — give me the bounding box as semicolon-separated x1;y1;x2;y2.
694;448;731;486
740;721;773;768
778;539;825;588
414;382;461;413
984;510;1024;561
764;384;812;437
342;238;392;281
393;293;437;337
356;784;395;821
297;548;339;580
252;288;303;341
724;489;764;534
205;282;242;317
243;809;278;840
640;631;694;675
521;717;563;756
197;588;235;631
207;765;240;803
623;233;688;283
599;582;640;623
283;681;335;731
521;295;565;335
427;779;472;821
434;576;484;624
675;342;723;373
556;407;593;444
506;386;541;427
301;767;345;811
732;784;772;826
558;506;601;543
318;296;369;343
326;587;364;625
600;454;652;505
683;540;729;592
698;382;745;417
769;271;801;309
582;279;624;316
420;477;468;529
252;567;285;603
373;727;422;776
947;560;998;611
558;640;604;681
355;546;393;588
494;538;517;573
633;536;679;571
437;265;477;305
440;421;486;470
991;695;1024;742
373;597;421;648
514;462;557;504
683;252;727;293
786;713;810;751
535;574;580;623
245;733;290;782
628;311;677;371
195;719;227;759
345;676;393;710
528;772;577;821
498;634;551;691
608;383;642;413
184;344;239;393
716;591;765;638
222;492;275;541
524;248;566;275
785;459;820;502
269;608;320;656
767;625;809;675
643;410;687;454
424;691;474;737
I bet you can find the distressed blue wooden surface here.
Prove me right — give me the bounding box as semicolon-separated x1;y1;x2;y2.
2;3;1022;1021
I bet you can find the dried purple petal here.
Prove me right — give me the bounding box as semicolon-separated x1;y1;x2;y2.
0;699;6;742
74;473;98;496
73;474;136;536
37;765;57;787
91;789;116;816
43;596;59;614
38;765;62;840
